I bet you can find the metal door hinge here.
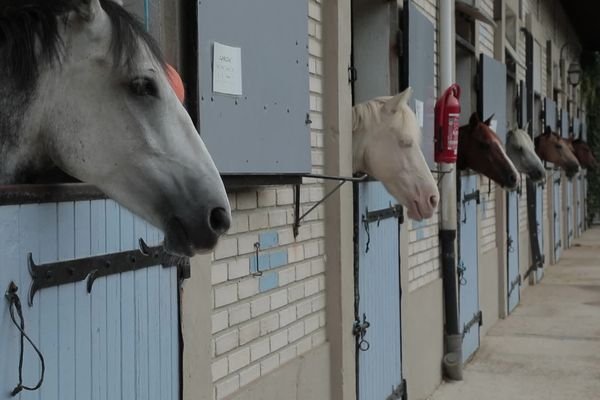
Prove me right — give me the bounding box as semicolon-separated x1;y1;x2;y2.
508;274;522;297
361;204;403;252
386;379;407;400
348;66;358;83
462;310;483;338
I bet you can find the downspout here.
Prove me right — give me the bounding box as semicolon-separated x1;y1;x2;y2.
438;0;462;381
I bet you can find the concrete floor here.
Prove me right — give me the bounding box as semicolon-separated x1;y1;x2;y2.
428;227;600;400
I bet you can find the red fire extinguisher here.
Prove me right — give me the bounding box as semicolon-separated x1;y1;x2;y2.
434;84;461;163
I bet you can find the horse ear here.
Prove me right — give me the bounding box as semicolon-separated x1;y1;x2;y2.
544;126;552;136
484;114;495;126
469;112;480;128
76;0;103;21
523;121;530;132
383;87;413;114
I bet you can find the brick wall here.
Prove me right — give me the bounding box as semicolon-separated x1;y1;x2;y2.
209;1;326;398
407;0;441;292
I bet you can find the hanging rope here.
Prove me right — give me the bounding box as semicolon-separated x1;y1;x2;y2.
5;281;45;396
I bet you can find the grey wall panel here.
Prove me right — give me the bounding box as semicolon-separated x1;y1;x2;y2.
197;0;310;174
572;117;580;139
519;81;528;130
403;1;436;168
478;54;507;144
456;48;476;127
582;120;587;141
544;98;557;133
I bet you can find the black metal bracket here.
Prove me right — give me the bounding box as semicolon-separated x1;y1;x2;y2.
353;313;371;352
462;310;483;339
27;238;189;306
386;379;407;400
361;204;404;253
293;173;368;237
508;274;522;297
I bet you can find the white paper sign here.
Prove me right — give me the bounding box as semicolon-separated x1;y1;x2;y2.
213;42;242;96
415;99;424;128
490;119;498;132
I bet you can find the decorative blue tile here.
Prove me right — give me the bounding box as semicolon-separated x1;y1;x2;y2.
416;229;425;240
250;254;271;273
259;232;279;249
259;271;279;292
269;251;288;269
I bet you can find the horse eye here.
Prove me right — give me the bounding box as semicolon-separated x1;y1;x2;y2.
555;144;563;150
129;77;158;97
479;142;491;150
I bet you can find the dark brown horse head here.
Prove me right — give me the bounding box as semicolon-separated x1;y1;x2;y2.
572;139;599;170
535;127;580;177
458;112;519;189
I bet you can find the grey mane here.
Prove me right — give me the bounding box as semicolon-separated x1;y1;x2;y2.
0;0;166;183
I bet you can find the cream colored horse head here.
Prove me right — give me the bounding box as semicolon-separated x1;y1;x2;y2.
0;0;230;256
506;123;545;182
352;87;439;220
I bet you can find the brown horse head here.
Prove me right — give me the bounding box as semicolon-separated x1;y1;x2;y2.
458;113;519;189
571;139;599;170
535;127;580;177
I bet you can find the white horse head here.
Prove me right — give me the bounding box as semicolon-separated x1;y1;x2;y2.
352;87;439;220
0;0;230;256
506;123;545;182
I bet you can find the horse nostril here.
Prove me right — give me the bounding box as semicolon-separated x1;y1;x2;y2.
209;207;231;236
508;174;517;185
429;194;439;209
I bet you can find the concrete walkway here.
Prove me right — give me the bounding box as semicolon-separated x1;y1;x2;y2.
429;227;600;400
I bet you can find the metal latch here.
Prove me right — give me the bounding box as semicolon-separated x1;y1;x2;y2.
362;204;404;252
462;310;483;339
507;235;515;253
508;274;522;297
457;261;467;286
386;379;407;400
353;313;370;351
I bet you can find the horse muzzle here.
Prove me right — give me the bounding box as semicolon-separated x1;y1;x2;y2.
164;207;231;257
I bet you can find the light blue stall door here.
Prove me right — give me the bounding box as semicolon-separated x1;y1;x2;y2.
553;172;562;262
0;200;179;400
566;179;574;247
506;190;520;313
535;183;545;282
357;181;403;400
459;174;480;363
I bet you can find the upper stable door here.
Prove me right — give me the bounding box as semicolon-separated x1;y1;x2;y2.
196;0;311;175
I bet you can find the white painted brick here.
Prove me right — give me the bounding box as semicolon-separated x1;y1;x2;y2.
296;336;312;355
304;277;319;296
215;330;238;355
270;330;288;352
297;299;312;319
288;321;305;343
238;234;259;255
278;228;295;245
216;374;239;400
212;357;228;382
311;258;325;275
288;244;305;263
318;310;326;327
279;267;296;286
295;224;311;241
257;189;277;207
310;222;325;239
312;329;326;347
311;294;325;312
227;192;237;210
305;315;320;334
239;321;260;345
250;296;270;318
249;212;269;231
276;188;294;205
229;258;250;280
211;263;228;285
250;338;270;362
295;262;311;280
279;306;297;327
239;364;260;387
308;2;321;22
212;310;229;334
279;345;297;365
318;275;326;291
215;237;238;260
288;283;305;302
229;303;251;325
231;214;249;234
268;210;287;227
237;191;257;210
260;354;280;376
214;283;238;308
228;347;250;373
270;289;288;310
260;313;279;335
238;278;259;299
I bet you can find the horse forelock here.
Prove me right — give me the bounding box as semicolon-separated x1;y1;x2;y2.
0;0;166;91
352;97;421;144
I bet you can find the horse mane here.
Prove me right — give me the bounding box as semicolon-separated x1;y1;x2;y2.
0;0;166;90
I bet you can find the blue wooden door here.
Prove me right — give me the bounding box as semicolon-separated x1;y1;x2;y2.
535;183;545;282
459;175;480;363
577;175;584;236
553;172;562;261
357;181;403;400
0;200;180;400
566;179;574;247
506;190;520;313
